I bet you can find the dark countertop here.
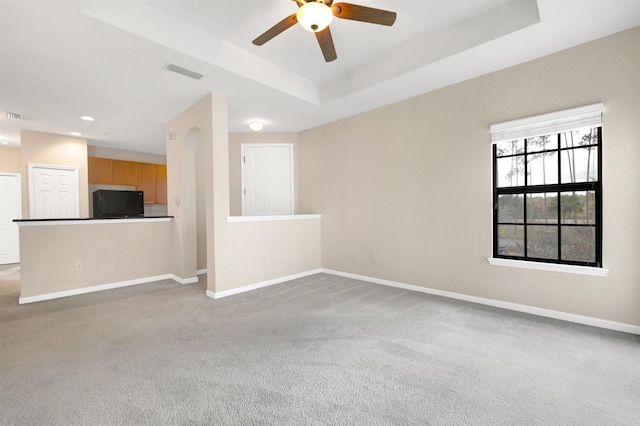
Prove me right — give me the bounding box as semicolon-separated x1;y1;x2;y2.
14;216;174;222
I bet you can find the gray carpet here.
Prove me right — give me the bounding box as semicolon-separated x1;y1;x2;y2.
1;270;639;425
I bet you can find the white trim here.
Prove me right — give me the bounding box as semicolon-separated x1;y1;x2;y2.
18;273;199;304
171;274;198;285
16;217;172;227
197;269;208;275
19;274;175;304
490;103;603;143
321;269;639;335
241;143;294;216
227;214;321;222
0;172;21;178
206;268;323;299
28;163;80;219
487;257;608;276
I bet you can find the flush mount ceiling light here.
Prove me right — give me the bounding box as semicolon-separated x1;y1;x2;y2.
296;1;333;32
80;116;95;121
248;121;264;132
70;131;82;136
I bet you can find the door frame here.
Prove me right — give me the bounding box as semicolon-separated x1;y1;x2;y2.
0;173;22;264
28;163;80;219
241;143;294;216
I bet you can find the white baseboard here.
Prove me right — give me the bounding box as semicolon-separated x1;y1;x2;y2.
171;274;199;285
207;268;323;300
23;266;637;335
321;269;640;336
197;269;208;276
19;274;176;304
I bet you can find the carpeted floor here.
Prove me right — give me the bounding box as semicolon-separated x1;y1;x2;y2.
1;269;639;425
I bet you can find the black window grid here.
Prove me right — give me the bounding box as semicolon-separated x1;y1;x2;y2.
492;128;602;267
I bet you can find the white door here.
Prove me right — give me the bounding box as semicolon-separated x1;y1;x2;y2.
0;173;22;264
242;144;293;216
28;164;79;219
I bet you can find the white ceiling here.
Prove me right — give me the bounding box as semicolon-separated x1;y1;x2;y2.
1;0;639;154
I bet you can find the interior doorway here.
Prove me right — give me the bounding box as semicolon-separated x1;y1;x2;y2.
241;144;293;216
0;173;21;265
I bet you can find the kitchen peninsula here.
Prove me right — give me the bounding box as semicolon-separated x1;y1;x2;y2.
15;216;173;304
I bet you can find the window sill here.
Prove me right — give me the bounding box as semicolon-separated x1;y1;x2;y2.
487;257;608;277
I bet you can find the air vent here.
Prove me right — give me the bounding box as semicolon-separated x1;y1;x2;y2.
5;111;23;120
163;62;204;80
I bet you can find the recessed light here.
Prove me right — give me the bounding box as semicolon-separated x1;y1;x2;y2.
80;116;95;121
248;121;264;132
70;132;82;136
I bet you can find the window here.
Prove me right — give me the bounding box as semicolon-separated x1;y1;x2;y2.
491;104;603;268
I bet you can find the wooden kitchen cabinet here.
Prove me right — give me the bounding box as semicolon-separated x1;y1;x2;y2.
137;162;157;204
156;164;167;204
112;160;138;186
87;156;167;204
88;157;113;184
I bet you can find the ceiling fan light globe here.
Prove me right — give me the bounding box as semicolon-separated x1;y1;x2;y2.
296;2;333;33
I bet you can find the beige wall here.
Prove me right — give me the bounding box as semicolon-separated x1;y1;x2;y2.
297;27;640;326
166;94;214;281
0;146;21;173
166;94;322;293
228;132;299;216
20;130;89;218
18;220;172;299
216;218;321;292
88;145;166;164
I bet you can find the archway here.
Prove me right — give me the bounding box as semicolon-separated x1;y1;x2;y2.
166;93;226;294
168;126;202;282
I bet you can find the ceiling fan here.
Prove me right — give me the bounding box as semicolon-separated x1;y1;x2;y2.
252;0;397;62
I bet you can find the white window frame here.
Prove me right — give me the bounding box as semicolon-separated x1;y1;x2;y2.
488;103;608;277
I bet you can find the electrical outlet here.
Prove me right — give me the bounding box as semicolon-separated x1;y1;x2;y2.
75;262;83;272
265;256;270;265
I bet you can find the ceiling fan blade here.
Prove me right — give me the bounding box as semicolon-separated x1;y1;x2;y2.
315;26;337;62
252;13;298;46
331;2;397;26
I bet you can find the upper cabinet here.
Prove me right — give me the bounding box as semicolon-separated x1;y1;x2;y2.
156;164;167;204
88;156;167;204
113;160;138;186
88;157;113;184
137;162;156;204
